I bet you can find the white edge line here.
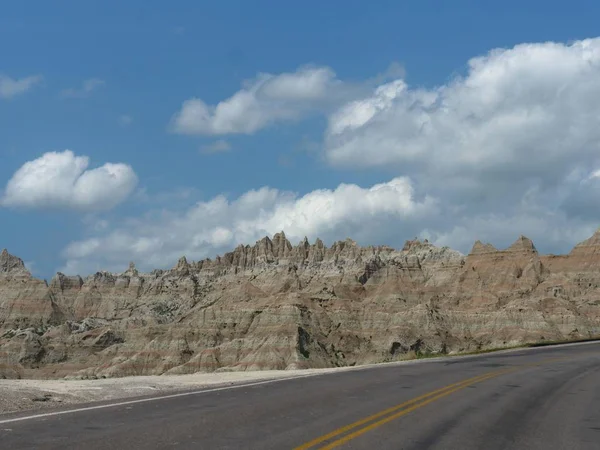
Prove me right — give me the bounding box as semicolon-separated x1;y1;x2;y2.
1;339;598;426
0;374;317;425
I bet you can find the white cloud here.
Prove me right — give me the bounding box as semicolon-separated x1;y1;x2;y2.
55;37;600;274
0;74;43;98
171;66;348;135
200;139;232;154
325;38;600;188
60;177;436;274
1;150;138;212
422;210;597;258
60;78;105;98
319;37;600;241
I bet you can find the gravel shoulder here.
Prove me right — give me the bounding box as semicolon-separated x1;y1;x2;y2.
0;368;345;414
2;340;597;415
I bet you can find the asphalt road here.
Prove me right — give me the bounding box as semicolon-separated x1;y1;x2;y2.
1;342;600;449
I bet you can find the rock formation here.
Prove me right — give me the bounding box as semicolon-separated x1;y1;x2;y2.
1;230;600;379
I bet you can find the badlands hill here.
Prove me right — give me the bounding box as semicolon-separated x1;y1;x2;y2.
1;231;600;379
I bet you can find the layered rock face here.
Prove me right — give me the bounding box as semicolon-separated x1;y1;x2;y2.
1;231;600;379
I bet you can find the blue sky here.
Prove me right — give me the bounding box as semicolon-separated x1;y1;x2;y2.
2;0;600;278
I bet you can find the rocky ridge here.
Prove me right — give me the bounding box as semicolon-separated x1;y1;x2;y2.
1;230;600;379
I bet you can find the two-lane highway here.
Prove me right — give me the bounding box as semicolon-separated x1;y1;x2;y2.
1;342;600;449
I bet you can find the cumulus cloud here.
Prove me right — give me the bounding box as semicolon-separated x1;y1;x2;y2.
321;37;600;234
171;66;351;135
0;74;43;98
421;204;597;255
326;38;600;187
60;78;105;98
59;173;599;276
60;177;437;274
56;37;600;274
1;150;138;212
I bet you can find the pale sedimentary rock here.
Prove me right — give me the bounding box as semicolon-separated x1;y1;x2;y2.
1;230;600;379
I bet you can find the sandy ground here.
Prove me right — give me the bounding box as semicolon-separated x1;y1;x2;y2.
0;368;345;414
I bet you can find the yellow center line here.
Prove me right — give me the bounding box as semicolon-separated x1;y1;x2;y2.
295;355;575;449
292;369;506;450
317;370;511;449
